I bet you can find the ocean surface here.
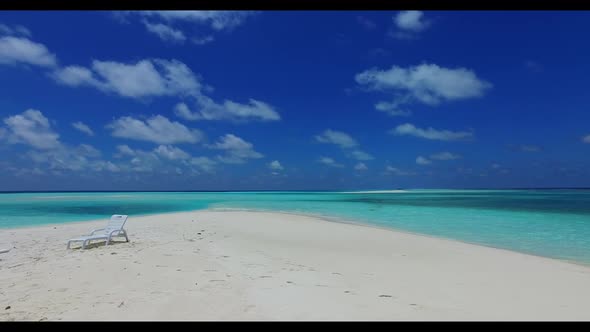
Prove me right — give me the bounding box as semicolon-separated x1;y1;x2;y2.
1;190;590;264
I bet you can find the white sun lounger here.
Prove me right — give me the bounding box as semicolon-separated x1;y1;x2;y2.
67;214;129;249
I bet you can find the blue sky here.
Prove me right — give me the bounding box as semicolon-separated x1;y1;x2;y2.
0;10;589;190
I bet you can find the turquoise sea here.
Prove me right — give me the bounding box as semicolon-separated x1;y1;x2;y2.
1;190;590;265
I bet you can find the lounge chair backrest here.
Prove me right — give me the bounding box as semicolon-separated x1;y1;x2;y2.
104;214;128;233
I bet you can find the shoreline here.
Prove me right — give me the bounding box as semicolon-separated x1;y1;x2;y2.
2;210;590;320
2;207;589;268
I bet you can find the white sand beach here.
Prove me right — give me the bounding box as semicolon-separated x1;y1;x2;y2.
1;210;590;321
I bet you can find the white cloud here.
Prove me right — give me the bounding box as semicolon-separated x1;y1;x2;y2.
356;63;491;106
315;129;358;148
1;110;127;174
385;166;415;176
190;156;216;172
92;161;121;173
50;65;99;86
0;36;57;67
137;11;256;31
0;23;32;37
192;35;215;45
77;144;101;158
354;162;368;171
118;11;255;46
142;21;186;43
105;162;121;172
416;156;432;165
108;115;203;144
175;96;280;122
394;11;430;32
153;145;190;160
350;149;374;161
583;135;590;144
72;121;94;136
115;144;136;157
53;58;278;124
390;123;473;141
491;163;501;169
26;143;115;173
318;157;343;167
269;160;283;170
113;144;215;175
374;101;412;117
2;109;61;149
210;134;263;164
430;152;461;160
53;58;200;99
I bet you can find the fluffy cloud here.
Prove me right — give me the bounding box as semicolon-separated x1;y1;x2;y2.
416;156;432;165
356;63;491;106
269;160;283;170
349;150;374;161
137;11;256;31
374;100;412;117
2;109;61;149
315;129;358;148
390;123;473;141
52;58;200;99
315;129;375;162
107;115;203;144
26;143;119;173
115;144;136;157
119;11;256;45
354;162;368;171
191;35;215;45
385;166;415;176
52;57;279;124
1;110;125;174
318;157;343;167
72;121;94;136
52;57;278;124
430;152;461;160
143;21;186;43
153;145;190;160
583;135;590;144
0;36;57;68
394;11;430;32
210;134;263;164
175;96;280;122
113;145;159;172
190;156;217;172
0;24;31;37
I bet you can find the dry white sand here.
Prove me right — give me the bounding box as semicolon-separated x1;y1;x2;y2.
1;210;590;321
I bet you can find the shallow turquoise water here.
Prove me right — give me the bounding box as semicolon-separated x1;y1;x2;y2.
1;190;590;264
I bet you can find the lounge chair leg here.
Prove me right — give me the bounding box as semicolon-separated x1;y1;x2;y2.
67;241;71;249
123;231;129;242
82;240;87;249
